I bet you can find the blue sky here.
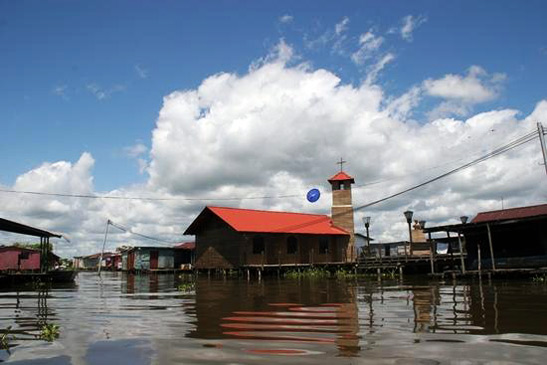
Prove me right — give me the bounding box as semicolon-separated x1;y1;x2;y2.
1;1;547;255
1;0;546;191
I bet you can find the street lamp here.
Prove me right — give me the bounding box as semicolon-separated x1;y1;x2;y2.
460;216;468;224
363;216;371;256
419;220;426;229
403;210;413;260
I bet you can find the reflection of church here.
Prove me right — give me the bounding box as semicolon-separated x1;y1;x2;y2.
186;278;361;356
412;286;438;333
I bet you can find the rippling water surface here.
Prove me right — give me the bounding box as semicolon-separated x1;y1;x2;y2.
1;272;547;364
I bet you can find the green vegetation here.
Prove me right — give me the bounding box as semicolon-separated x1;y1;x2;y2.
284;267;330;279
177;282;196;292
532;274;547;283
59;258;74;269
283;267;400;280
32;278;49;289
334;268;358;279
13;242;53;251
39;323;60;342
1;326;16;352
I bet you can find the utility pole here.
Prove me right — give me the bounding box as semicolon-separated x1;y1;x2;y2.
538;122;547;176
98;219;111;275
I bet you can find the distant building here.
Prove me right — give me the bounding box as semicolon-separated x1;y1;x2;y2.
174;242;196;270
184;171;357;269
410;220;430;256
121;246;176;271
355;233;373;256
369;241;409;258
74;252;121;271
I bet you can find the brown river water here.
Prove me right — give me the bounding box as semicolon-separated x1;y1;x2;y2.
1;272;547;364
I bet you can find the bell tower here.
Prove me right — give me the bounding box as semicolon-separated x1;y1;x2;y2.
328;158;355;262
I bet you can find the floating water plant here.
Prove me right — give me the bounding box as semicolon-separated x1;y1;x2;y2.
1;326;16;352
177;282;196;292
532;274;547;283
39;323;60;342
284;267;330;279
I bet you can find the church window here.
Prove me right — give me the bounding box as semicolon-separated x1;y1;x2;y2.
287;236;298;254
319;237;329;254
252;236;265;254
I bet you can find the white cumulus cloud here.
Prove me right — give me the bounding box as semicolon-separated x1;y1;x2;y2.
424;66;507;118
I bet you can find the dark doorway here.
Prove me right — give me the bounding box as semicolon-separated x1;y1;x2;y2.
128;251;135;270
150;251;159;270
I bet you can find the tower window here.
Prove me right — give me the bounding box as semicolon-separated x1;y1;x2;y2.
252;236;265;254
287;236;298;254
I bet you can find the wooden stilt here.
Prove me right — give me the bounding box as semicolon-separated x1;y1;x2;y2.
486;224;496;271
428;232;435;275
477;244;482;274
458;232;466;274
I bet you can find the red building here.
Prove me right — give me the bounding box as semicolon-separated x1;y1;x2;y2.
0;246;59;272
184;170;357;269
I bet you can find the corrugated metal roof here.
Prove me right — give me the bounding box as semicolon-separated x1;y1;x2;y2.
0;217;62;238
328;171;355;183
175;242;195;250
185;206;349;236
472;203;547;223
84;252;117;259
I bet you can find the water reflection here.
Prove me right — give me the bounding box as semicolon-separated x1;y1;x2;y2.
188;277;361;356
1;273;547;363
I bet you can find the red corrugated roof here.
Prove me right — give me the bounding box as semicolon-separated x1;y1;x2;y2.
185;206;349;235
328;171;355;183
175;242;195;250
84;252;117;259
472;203;547;223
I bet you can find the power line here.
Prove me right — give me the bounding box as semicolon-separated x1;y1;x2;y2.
0;130;539;204
0;188;300;201
274;130;538;232
107;220;180;246
353;130;537;212
353;129;538;190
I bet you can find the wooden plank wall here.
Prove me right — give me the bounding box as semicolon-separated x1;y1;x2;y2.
194;216;351;269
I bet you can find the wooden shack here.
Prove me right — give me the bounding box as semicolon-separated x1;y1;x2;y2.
0;246;41;272
424;203;547;271
122;246;175;272
174;242;195;269
0;218;62;273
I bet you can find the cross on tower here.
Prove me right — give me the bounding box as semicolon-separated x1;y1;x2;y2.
336;157;347;172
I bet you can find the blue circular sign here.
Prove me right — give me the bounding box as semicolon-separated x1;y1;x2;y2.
306;188;320;203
